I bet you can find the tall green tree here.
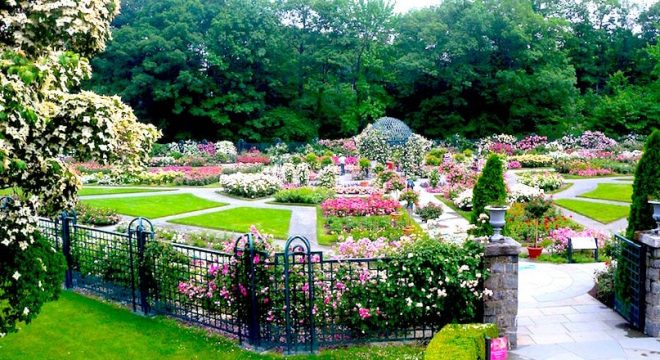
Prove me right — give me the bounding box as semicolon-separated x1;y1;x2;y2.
626;130;660;238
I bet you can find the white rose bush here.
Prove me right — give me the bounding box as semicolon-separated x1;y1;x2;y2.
0;0;159;335
219;173;282;198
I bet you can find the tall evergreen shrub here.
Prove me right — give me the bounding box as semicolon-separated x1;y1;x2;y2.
471;154;507;225
626;130;660;238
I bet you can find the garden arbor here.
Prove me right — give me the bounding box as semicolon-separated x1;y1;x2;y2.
372;117;413;146
355;117;430;176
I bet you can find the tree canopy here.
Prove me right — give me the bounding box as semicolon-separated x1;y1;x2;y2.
86;0;660;142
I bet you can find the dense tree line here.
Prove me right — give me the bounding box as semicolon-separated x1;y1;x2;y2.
85;0;660;141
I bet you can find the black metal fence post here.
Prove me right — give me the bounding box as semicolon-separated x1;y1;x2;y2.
60;210;75;289
247;233;260;347
129;217;154;315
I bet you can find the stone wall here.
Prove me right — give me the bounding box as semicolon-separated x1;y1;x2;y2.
639;232;660;337
483;237;521;348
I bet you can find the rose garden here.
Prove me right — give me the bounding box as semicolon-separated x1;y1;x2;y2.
2;1;660;360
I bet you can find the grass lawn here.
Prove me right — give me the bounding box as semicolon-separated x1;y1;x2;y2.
170;207;292;239
546;182;574;195
79;187;173;196
435;196;471;220
554;199;629;224
0;291;423;360
578;183;633;203
82;194;227;218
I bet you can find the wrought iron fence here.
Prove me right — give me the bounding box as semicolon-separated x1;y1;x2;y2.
39;212;462;353
613;234;647;330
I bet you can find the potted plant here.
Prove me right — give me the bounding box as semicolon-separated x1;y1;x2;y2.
523;196;552;259
484;201;509;243
399;189;419;212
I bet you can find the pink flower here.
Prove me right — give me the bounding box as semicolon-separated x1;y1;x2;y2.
358;307;371;319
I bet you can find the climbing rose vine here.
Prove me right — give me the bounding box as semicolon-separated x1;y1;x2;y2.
0;0;160;336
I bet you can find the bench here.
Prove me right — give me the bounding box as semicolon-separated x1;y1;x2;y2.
567;236;599;263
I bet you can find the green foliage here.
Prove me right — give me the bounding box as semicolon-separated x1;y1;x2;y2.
323;213;417;243
415;203;444;222
594;263;616;306
471;155;507;225
273;187;334;205
75;203;121;226
425;323;499;360
627;130;660;238
337;238;487;335
0;233;65;335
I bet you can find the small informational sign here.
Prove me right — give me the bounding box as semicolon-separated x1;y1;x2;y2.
571;237;597;249
490;337;508;360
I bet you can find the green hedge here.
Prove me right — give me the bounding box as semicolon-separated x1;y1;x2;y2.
273;186;334;204
425;323;499;360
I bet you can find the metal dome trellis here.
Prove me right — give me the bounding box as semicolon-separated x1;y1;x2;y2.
372;117;412;146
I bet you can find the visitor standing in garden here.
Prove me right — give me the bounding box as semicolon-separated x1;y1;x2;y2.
339;154;346;175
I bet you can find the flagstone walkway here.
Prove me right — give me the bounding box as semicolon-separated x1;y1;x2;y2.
511;260;660;360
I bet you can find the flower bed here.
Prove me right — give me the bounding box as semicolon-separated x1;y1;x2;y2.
321;195;401;217
219;173;281;198
509;154;553;168
517;171;564;191
335;185;379;195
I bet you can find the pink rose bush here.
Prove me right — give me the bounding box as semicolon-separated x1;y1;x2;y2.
321;195;401;217
173;226;488;341
545;227;610;253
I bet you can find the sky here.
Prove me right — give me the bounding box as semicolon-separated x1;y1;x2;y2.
393;0;658;14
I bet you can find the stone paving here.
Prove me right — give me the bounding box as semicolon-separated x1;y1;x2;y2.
511;260;660;360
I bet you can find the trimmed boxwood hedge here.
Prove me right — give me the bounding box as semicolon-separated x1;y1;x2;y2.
424;323;499;360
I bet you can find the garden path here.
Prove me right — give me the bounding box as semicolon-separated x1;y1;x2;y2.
81;187;325;251
510;260;660;360
506;172;633;233
413;181;472;238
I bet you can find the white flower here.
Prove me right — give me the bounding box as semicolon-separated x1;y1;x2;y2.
23;307;29;316
12;271;21;280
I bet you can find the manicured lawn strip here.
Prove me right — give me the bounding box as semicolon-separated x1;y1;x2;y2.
435;196;471;220
546;182;574;195
79;187;173;196
82;194;227;218
215;191;271;201
317;206;335;246
578;183;633;203
170;207;291;239
0;291;423;359
554;199;629;224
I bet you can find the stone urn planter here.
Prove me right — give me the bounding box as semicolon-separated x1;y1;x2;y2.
485;205;509;243
650;200;660;234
